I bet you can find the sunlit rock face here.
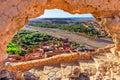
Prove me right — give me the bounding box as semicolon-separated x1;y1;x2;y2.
0;0;120;62
100;14;120;56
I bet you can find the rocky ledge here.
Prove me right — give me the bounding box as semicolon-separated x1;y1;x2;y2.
4;45;120;80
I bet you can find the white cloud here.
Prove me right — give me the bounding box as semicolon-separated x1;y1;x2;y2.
38;9;93;18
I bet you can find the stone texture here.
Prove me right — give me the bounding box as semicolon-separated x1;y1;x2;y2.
41;65;61;80
6;52;120;79
24;72;39;80
0;0;120;62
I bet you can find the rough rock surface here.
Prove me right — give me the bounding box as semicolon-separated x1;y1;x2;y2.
0;0;120;62
5;46;120;79
7;51;120;80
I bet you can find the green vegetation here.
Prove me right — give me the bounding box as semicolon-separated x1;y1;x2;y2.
7;22;99;56
12;30;53;48
7;30;54;56
7;42;25;56
28;23;100;37
7;30;84;56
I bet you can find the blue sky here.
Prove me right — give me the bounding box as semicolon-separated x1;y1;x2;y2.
38;9;93;18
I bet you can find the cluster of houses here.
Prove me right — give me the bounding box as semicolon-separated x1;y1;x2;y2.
7;38;95;62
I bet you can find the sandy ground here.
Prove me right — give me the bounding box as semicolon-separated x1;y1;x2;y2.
23;26;113;48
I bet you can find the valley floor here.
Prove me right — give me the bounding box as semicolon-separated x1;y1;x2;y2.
23;26;113;49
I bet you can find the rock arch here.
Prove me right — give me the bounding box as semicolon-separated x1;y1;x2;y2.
0;0;120;62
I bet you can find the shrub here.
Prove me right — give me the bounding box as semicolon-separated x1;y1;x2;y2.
28;22;100;37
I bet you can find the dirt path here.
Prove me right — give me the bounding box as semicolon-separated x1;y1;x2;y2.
23;26;113;48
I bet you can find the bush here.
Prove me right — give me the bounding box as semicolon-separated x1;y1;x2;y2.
28;23;100;37
7;30;56;56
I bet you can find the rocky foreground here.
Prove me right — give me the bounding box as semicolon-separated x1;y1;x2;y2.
4;45;120;80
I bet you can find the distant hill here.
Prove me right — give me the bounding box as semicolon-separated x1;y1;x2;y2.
29;17;94;22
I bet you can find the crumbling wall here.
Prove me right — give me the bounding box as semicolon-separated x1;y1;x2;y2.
7;53;93;71
7;47;110;72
